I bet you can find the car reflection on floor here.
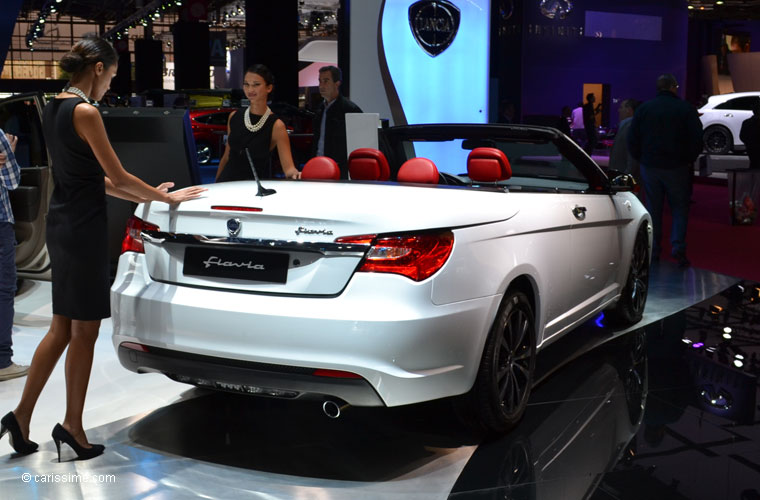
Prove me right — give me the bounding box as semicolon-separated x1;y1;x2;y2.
116;329;648;499
450;329;647;499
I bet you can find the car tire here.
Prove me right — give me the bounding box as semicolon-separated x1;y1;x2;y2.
497;437;535;497
462;290;536;435
622;329;648;426
703;125;732;154
607;224;650;326
196;142;213;165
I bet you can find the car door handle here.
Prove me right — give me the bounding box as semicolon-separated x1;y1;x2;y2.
724;113;733;117
572;205;587;220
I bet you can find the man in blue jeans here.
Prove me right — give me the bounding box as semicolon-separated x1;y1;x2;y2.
0;128;28;381
628;74;703;268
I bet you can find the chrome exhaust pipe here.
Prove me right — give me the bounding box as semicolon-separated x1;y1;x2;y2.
322;400;349;419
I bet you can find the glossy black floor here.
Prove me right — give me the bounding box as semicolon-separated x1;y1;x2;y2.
449;278;760;500
2;267;759;499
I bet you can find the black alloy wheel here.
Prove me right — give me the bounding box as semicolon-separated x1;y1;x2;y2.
497;438;535;499
608;225;650;326
470;291;536;434
196;142;213;165
623;329;648;426
703;126;732;155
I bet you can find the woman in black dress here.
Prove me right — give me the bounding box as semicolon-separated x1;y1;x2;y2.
0;36;205;461
215;64;301;181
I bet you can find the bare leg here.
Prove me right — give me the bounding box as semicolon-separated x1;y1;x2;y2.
61;319;101;448
13;314;72;440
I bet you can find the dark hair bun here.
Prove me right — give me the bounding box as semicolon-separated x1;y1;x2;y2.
59;52;86;74
59;36;118;76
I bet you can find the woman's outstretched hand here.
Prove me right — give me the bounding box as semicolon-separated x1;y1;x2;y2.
155;182;175;193
165;185;207;204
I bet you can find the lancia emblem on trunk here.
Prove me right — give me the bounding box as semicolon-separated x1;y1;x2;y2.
227;218;241;237
409;0;460;57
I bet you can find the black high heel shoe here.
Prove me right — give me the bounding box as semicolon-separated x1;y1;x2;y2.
0;411;38;455
51;424;104;462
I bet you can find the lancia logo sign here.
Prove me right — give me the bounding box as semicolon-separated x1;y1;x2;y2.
409;0;460;57
227;218;241;238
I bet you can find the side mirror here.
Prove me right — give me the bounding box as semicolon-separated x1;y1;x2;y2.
609;173;640;193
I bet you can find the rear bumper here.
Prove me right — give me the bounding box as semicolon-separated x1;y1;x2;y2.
111;252;500;407
117;343;384;406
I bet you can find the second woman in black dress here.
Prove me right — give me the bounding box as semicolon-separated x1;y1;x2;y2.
215;64;301;182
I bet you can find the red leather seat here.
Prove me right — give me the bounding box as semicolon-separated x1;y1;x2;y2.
348;148;390;181
467;147;511;182
397;157;439;184
301;156;340;180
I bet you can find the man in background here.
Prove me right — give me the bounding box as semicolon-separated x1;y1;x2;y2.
312;66;362;179
570;102;585;146
0;128;28;381
628;74;703;267
609;98;641;184
583;93;601;156
739;98;760;169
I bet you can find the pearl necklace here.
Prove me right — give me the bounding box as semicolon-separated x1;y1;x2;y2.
243;106;271;133
64;85;94;105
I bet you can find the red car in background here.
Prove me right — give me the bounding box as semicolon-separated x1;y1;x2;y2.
189;108;233;165
189;104;315;168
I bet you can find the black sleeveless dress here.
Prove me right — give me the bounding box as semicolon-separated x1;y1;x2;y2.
216;108;278;182
42;97;110;320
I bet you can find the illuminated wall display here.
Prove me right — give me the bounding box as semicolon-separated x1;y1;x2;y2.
378;0;491;174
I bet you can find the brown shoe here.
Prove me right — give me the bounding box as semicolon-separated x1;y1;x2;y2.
0;363;29;381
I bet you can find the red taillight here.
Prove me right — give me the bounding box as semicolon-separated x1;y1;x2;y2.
338;231;454;282
335;235;376;245
312;369;362;379
120;342;149;352
121;215;160;254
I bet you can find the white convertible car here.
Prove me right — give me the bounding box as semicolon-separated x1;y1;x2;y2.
111;124;651;433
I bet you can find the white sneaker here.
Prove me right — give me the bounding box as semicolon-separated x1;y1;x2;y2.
0;362;29;381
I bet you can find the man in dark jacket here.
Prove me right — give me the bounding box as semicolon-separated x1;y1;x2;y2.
609;98;640;183
582;93;601;155
628;74;703;267
312;66;362;179
739;98;760;169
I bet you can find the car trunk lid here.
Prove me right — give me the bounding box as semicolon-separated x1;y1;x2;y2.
136;180;519;295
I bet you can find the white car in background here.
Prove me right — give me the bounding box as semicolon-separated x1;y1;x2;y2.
699;92;760;154
111;124;652;434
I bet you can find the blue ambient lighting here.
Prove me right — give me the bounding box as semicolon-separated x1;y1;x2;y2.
595;312;605;328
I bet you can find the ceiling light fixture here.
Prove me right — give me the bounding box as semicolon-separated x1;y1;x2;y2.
25;0;59;49
103;0;173;40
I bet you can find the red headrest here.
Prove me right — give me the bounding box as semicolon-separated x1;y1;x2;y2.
348;148;390;181
301;156;340;180
467;147;511;182
397;157;439;184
